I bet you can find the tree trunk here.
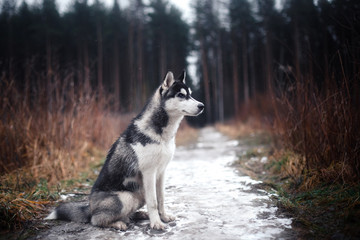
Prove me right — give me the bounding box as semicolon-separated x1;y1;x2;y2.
217;32;224;122
294;19;301;83
128;20;135;111
250;44;256;99
7;16;14;80
46;35;52;111
322;24;330;97
113;36;120;111
137;18;144;107
24;57;31;106
96;21;103;97
232;37;240;119
160;32;167;80
83;40;90;98
211;48;218;121
200;35;212;122
77;41;83;88
265;27;273;94
242;31;249;107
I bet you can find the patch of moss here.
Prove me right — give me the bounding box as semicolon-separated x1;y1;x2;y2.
273;183;360;239
265;154;289;174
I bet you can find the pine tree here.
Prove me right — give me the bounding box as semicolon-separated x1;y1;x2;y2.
92;0;106;97
193;0;218;123
229;0;255;116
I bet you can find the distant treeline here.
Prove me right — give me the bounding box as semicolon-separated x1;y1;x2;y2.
0;0;189;112
1;0;359;123
193;0;360;123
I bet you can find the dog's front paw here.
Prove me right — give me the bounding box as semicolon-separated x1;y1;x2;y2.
150;220;166;230
160;213;175;223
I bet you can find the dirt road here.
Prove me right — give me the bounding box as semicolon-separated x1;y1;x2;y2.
34;127;296;240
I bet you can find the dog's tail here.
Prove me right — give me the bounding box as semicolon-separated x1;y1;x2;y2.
45;202;91;223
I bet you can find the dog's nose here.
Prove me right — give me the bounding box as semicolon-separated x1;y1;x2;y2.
198;103;205;111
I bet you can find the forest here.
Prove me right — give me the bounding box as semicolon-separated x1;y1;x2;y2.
1;0;359;120
0;0;359;235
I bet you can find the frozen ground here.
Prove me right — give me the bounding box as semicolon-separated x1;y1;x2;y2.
34;127;296;240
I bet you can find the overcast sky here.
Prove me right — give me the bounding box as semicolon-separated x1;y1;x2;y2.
24;0;193;23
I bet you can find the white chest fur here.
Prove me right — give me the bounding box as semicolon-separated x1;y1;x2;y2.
132;139;176;173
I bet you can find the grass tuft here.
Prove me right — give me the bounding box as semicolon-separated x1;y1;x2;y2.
0;181;52;230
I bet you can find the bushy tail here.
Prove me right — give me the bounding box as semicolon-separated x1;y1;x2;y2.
45;202;91;223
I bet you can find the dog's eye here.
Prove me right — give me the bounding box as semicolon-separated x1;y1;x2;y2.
177;93;186;99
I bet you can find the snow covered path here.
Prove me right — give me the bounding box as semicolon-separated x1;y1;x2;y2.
34;127;295;240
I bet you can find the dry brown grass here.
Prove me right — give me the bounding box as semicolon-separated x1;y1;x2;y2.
0;76;133;230
0;79;131;184
0;191;49;230
215;117;269;139
176;121;200;146
273;72;360;186
217;69;360;188
269;150;306;183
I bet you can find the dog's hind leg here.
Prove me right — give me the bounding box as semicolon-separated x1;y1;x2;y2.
109;220;128;231
90;191;129;230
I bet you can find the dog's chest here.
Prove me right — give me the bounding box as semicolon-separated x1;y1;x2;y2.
132;140;175;171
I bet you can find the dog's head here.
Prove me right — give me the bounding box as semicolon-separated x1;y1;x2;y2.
159;71;204;117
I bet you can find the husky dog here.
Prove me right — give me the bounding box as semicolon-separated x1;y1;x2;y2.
45;71;204;230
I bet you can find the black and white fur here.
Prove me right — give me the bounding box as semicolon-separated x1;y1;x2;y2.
45;71;204;230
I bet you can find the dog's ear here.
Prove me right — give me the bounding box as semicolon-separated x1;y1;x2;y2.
162;71;175;89
177;70;186;83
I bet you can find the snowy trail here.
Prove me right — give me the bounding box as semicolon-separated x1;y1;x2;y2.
34;127;295;240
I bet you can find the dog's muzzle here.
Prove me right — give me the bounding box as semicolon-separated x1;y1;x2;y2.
197;103;205;115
